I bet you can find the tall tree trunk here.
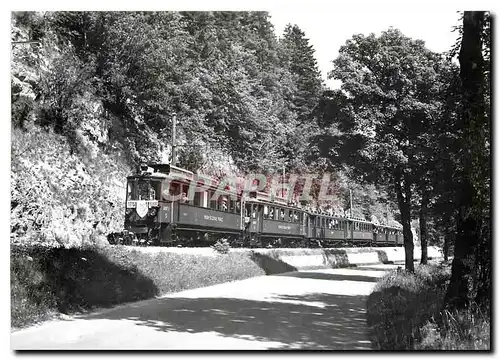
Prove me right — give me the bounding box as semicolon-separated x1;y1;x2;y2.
419;190;429;264
395;169;414;272
443;233;450;262
474;217;491;309
444;11;486;311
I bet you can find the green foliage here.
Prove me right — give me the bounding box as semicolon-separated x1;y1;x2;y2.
10;125;129;246
417;306;490;350
366;263;490;350
367;264;451;350
279;24;324;170
211;238;231;254
41;11;305;172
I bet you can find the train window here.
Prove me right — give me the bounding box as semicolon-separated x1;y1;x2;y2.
245;205;250;217
252;204;257;218
193;191;202;206
280;208;285;221
269;207;275;220
220;196;228;211
263;205;269;218
210;193;217;210
169;182;180;197
181;185;189;202
127;182;133;200
236;200;241;213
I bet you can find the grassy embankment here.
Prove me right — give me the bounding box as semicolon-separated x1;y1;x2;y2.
366;263;490;350
11;244;266;329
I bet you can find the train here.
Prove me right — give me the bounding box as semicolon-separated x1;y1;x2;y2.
114;163;404;248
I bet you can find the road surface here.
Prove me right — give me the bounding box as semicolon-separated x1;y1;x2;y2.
11;264;399;350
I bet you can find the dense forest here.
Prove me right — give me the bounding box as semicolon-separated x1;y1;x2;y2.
11;11;490;311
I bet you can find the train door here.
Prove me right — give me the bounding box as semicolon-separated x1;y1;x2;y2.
314;216;321;239
244;203;258;233
299;212;305;237
320;217;325;241
347;220;353;241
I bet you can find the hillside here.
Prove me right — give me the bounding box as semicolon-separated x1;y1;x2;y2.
10;11;403;246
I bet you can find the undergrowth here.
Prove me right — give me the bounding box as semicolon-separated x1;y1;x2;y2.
366;263;490;350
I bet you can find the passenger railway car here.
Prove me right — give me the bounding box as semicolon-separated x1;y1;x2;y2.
244;191;307;247
121;163;404;247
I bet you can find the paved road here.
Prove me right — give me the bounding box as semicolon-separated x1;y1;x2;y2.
11;264;399;350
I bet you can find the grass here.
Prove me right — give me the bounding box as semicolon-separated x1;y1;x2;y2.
11;243;265;329
366;263;490;350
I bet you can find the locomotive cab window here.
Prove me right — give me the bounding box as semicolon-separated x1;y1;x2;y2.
180;184;190;204
128;179;161;201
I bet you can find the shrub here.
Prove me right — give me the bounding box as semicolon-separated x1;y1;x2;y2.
211;238;231;254
367;263;490;350
417;306;490;350
366;264;451;350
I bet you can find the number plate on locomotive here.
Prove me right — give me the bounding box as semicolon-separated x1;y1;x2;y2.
127;200;159;208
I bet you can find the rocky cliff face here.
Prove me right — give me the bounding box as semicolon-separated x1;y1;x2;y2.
11;14;131;247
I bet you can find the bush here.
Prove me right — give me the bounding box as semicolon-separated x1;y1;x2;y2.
211;238;231;254
366;264;450;350
417;306;490;350
11;243;265;329
366;263;490;350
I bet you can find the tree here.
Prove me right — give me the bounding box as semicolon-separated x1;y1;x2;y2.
445;11;490;310
329;29;448;272
279;24;324;171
